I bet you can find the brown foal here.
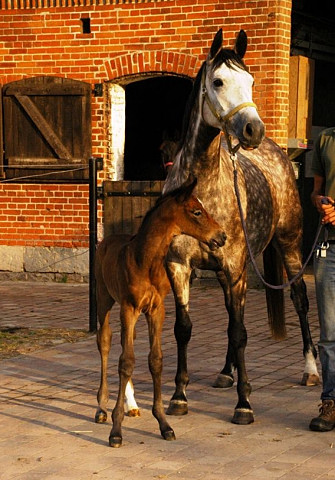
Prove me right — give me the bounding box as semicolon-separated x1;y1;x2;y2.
94;178;226;447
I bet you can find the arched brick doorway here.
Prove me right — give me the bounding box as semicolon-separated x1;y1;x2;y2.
107;74;193;181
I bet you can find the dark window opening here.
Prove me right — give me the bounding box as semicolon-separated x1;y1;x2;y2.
124;76;192;181
312;60;335;127
81;17;91;34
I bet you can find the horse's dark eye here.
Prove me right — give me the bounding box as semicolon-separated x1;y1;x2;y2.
213;79;223;88
193;210;202;217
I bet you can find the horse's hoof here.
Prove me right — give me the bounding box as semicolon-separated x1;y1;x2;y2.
301;373;320;386
166;400;188;416
109;435;122;448
126;408;141;417
212;374;234;389
162;429;176;441
232;408;254;425
95;410;108;424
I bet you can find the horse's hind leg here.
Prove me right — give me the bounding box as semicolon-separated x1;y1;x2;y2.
289;277;319;386
146;308;175;441
213;342;236;389
165;261;192;416
211;271;236;388
277;239;319;386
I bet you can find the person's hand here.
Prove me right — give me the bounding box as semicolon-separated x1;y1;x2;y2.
311;192;331;215
320;197;335;225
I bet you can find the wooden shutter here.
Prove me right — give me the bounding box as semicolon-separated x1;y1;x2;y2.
3;76;91;182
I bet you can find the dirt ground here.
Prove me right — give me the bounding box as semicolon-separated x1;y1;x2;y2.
0;326;92;360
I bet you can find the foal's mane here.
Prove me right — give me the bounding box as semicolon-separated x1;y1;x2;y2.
137;183;190;234
177;48;248;149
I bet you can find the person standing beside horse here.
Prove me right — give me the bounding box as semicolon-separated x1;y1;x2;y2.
310;127;335;432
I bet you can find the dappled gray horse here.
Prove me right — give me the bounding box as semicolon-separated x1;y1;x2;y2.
162;28;319;425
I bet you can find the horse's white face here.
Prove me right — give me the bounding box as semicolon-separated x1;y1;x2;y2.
202;61;265;150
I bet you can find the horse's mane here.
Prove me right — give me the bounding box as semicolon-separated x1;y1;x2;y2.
177;63;204;148
177;48;248;148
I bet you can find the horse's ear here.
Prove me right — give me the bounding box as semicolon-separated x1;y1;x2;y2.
208;28;223;61
234;30;247;58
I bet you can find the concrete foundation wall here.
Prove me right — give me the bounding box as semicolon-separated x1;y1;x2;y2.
0;246;89;282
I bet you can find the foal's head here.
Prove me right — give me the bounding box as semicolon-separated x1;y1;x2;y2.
160;177;226;250
201;29;265;150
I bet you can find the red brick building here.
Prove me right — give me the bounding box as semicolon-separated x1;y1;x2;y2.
0;0;334;280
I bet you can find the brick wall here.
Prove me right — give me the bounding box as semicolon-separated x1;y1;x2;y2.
0;184;89;247
0;0;292;275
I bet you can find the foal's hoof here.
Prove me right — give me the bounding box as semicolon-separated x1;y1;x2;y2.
232;408;254;425
166;400;188;416
301;373;320;386
109;435;122;448
95;409;108;424
126;408;141;417
213;374;234;389
162;429;176;441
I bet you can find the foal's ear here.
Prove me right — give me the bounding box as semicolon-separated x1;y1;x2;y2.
208;28;223;61
234;30;247;58
176;175;198;203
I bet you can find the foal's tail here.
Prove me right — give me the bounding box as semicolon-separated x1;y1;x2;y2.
263;241;287;340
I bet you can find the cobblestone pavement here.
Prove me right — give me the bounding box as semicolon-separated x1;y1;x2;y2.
1;275;335;480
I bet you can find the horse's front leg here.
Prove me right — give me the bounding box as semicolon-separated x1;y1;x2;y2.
165;260;192;416
109;307;137;448
221;270;254;425
146;306;176;441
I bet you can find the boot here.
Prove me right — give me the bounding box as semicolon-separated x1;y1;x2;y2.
310;399;335;432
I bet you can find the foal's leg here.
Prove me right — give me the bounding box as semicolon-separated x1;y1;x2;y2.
165;261;193;416
95;296;114;424
146;307;175;441
219;269;254;424
109;307;138;448
124;378;140;417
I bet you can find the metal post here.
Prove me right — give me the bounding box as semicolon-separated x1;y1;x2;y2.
89;157;103;332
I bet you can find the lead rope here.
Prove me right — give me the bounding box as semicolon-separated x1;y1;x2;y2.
231;154;322;290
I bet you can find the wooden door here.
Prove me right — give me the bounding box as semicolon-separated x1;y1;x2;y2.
103;180;164;237
2;76;91;182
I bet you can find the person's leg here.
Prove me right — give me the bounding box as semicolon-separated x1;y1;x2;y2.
310;245;335;431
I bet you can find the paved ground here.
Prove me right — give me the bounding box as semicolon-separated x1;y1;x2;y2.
1;275;335;480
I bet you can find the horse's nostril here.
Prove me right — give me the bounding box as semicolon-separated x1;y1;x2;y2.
244;122;253;138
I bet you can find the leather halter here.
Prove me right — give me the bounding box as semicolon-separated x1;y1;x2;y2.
201;64;257;155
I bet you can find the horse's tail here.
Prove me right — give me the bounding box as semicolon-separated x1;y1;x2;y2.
263;241;287;340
